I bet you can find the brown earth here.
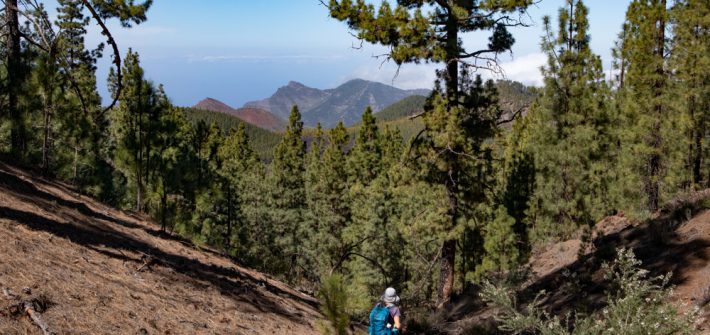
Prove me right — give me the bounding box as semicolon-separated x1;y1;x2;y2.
0;162;321;335
194;98;286;132
231;107;287;133
441;190;710;334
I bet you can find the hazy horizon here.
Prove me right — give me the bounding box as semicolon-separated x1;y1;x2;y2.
40;0;631;107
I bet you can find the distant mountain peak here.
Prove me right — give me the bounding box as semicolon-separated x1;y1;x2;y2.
245;78;431;127
194;98;234;114
287;81;307;88
193;97;286;132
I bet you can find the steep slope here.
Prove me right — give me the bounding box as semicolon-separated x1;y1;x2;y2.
194;98;286;132
180;107;282;161
231;107;287;133
193;97;234;115
245;81;329;121
374;95;428;122
0;162;320;334
244;79;430;128
434;190;710;334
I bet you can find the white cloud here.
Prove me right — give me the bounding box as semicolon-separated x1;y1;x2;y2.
497;53;546;86
345;62;439;90
346;52;546;89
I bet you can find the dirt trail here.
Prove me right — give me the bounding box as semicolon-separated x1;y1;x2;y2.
0;163;321;334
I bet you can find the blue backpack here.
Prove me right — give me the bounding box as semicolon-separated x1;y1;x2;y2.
369;304;396;335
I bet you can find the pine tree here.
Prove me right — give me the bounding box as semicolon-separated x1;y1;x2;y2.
481;114;534;275
348;106;380;186
3;0;26;156
1;0;152;157
670;0;709;189
110;50;168;212
148;98;195;232
307;122;350;279
214;123;260;257
619;0;676;213
326;0;534;306
269;106;307;280
527;0;618;239
53;0;107;194
190;122;225;245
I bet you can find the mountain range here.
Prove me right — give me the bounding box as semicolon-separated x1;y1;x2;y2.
193;98;287;132
191;79;535;135
244;79;430;127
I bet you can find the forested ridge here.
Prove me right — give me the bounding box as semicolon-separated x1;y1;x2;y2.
1;0;709;334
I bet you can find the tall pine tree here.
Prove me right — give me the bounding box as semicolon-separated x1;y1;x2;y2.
269;106;307;280
670;0;709;189
619;0;678;212
527;0;618;239
326;0;533;305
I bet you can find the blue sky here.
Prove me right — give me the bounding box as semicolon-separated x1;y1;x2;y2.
43;0;631;107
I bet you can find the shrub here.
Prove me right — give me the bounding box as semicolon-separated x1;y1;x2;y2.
318;274;351;335
481;248;697;334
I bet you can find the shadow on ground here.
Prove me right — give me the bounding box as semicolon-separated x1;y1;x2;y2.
0;165;318;324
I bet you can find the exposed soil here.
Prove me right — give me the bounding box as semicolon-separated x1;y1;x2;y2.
442;190;710;334
0;162;321;335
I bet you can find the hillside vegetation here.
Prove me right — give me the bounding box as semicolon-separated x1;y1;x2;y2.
0;0;708;334
179;107;282;160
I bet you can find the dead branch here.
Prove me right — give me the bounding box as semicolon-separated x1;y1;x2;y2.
496;106;526;126
24;301;53;335
408;110;426;120
2;289;55;335
136;254;155;272
2;287;17;300
80;0;122;115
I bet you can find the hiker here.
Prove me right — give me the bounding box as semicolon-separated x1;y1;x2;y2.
369;287;402;335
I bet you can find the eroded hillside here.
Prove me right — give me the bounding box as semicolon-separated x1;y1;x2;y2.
0;163;321;335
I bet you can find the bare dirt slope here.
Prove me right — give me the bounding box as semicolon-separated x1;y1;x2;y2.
0;162;321;335
443;190;710;334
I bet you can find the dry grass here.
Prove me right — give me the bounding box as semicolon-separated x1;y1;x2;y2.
0;162;321;334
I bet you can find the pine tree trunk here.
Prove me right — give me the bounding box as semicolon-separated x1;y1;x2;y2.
692;124;702;187
647;0;666;212
41;102;51;174
437;238;456;307
41;49;57;176
225;186;233;253
436;9;459;307
6;0;25;156
73;145;79;183
160;189;167;231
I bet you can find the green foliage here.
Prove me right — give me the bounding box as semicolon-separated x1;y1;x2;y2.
374;95;427;122
306;122;351;279
109;50;171;211
670;0;710;189
481;248;696;334
269;106;308;279
474;207;521;280
179;106;282;160
526;1;619;242
4;0;709;326
617;0;681;213
318;274;351;335
327;0;535;305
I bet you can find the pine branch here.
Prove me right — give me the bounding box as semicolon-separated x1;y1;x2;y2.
496;106;526;126
80;0;121;115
